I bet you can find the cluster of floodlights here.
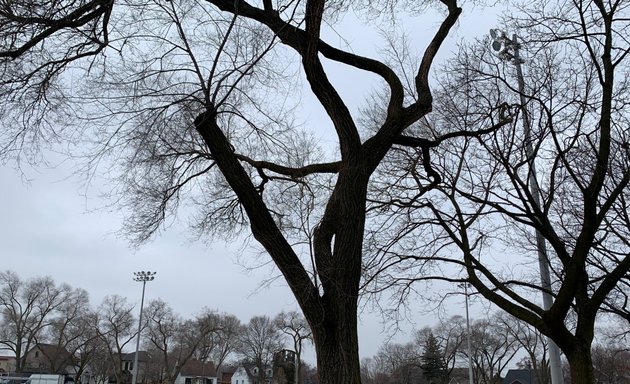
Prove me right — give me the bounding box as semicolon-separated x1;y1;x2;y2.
133;271;156;282
489;28;524;64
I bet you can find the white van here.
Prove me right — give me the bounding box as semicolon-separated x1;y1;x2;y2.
26;375;64;384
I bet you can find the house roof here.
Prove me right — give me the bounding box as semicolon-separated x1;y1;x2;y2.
179;360;217;377
29;344;73;359
235;363;273;380
502;369;539;384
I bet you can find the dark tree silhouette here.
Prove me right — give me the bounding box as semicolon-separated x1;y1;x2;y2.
0;0;508;383
421;332;447;384
362;1;630;383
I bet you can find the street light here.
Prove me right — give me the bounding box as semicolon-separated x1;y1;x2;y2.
489;29;564;384
458;283;474;384
132;271;156;384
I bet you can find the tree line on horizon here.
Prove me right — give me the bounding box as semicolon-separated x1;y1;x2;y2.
2;270;628;384
361;311;630;384
0;270;315;384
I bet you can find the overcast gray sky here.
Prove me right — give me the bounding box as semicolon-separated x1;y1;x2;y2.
0;3;504;362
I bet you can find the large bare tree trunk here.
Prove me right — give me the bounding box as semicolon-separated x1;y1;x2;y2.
312;299;361;384
566;345;595;384
195;112;367;384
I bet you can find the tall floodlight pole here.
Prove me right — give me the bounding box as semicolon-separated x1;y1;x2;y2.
132;271;156;384
458;283;474;384
489;29;564;384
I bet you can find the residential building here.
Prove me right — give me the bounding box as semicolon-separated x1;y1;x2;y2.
0;356;16;373
216;366;236;384
230;364;273;384
174;360;217;384
23;344;75;374
501;369;538;384
118;352;151;384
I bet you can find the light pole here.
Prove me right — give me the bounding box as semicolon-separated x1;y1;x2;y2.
489;29;564;384
132;271;156;384
458;283;474;384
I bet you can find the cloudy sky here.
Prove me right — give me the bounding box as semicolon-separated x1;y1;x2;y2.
0;3;504;362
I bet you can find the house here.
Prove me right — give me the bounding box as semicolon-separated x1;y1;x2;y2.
174;359;217;384
23;344;75;374
501;369;538;384
216;366;236;384
230;364;273;384
116;352;151;384
0;355;16;373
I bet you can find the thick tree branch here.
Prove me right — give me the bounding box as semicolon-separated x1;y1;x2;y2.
235;154;340;178
193;109;322;321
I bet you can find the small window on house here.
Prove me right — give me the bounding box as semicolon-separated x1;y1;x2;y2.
35;351;39;358
185;379;191;384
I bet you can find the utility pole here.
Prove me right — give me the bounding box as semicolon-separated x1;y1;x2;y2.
459;283;474;384
489;29;564;384
132;271;156;384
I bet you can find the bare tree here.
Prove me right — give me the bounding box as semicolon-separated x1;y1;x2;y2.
0;0;516;381
360;357;379;384
497;313;550;384
361;0;630;382
43;287;95;374
196;313;240;372
143;299;182;384
0;271;69;372
467;318;518;384
145;300;222;384
239;316;283;382
415;316;466;378
591;344;629;383
96;295;137;384
70;312;105;384
377;342;422;384
274;311;312;384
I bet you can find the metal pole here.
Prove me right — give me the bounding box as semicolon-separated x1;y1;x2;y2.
464;284;474;384
459;283;474;384
510;34;564;384
132;271;156;384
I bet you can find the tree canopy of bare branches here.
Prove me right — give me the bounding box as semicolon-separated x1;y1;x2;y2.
0;0;509;381
362;1;630;383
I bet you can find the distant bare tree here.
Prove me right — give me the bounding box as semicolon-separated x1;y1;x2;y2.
145;300;222;384
591;344;629;383
376;342;421;384
44;287;95;374
197;313;240;372
415;316;466;377
497;313;550;384
0;271;69;372
360;357;378;384
96;295;136;384
467;318;518;384
239;316;283;383
274;311;312;384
